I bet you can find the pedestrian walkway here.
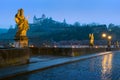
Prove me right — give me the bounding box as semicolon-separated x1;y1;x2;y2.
12;51;120;80
0;51;113;80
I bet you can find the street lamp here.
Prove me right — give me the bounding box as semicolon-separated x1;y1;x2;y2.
108;36;112;40
101;33;112;49
102;33;107;47
102;33;107;38
107;35;112;49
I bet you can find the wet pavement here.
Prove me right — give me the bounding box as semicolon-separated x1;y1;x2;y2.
0;55;69;79
5;51;120;80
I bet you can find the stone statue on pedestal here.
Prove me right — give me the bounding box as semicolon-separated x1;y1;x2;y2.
89;33;94;47
14;9;29;48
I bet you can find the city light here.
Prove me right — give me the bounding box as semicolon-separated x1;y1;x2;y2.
102;33;107;38
102;33;112;40
101;33;112;49
108;36;112;40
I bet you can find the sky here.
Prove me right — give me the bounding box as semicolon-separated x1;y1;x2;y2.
0;0;120;28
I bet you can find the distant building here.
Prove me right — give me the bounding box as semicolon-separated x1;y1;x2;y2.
33;14;46;24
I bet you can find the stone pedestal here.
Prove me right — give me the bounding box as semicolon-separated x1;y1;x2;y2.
14;36;28;48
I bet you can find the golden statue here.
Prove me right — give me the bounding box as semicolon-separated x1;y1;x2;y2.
14;9;29;48
89;33;94;47
15;8;29;38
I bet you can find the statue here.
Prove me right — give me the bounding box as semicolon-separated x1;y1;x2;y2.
89;33;94;47
15;8;29;38
115;41;119;48
14;9;29;48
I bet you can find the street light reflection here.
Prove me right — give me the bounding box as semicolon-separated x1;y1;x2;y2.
102;53;113;78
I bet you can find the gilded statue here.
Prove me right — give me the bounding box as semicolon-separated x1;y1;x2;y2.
89;33;94;47
15;9;29;38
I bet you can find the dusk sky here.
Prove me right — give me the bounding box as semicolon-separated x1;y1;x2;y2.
0;0;120;28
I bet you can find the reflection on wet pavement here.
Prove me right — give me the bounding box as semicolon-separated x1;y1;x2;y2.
30;56;64;63
12;51;120;80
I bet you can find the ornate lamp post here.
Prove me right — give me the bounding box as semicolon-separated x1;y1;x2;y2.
102;33;107;47
107;35;112;48
102;33;112;49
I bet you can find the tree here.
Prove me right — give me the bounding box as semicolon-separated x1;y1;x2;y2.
74;22;80;27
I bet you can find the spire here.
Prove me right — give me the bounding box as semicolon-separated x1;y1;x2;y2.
41;14;46;19
63;19;66;24
33;15;37;23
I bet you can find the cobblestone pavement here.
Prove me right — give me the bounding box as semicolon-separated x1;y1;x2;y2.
11;51;120;80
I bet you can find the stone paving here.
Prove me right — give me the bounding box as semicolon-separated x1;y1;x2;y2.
7;51;120;80
0;51;110;80
0;55;68;79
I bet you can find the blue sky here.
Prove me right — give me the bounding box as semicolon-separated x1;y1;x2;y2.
0;0;120;28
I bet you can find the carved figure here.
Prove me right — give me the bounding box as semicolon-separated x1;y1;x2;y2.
15;9;29;38
89;33;94;47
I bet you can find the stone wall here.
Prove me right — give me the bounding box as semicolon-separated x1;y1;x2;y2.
0;47;119;67
30;47;72;56
0;48;30;67
71;48;106;56
30;47;105;56
30;47;120;57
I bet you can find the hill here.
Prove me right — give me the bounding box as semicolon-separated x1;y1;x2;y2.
0;14;120;46
0;28;8;34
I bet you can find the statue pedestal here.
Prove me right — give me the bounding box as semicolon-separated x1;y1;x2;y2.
14;36;28;48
